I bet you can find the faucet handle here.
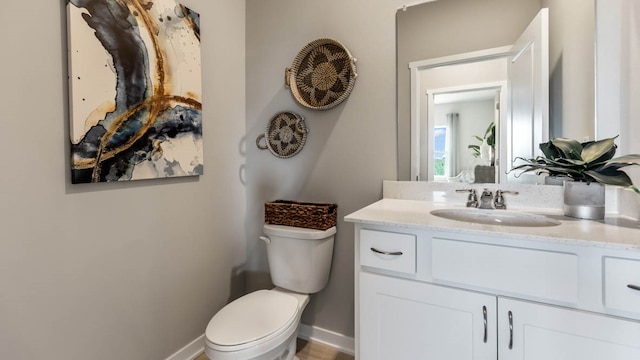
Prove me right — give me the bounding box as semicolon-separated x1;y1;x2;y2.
496;190;519;197
456;189;478;208
494;190;519;209
456;189;475;194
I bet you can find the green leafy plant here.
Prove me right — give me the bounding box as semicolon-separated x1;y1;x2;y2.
511;136;640;194
468;122;495;159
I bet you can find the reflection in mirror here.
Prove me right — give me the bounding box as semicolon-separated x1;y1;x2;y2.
411;50;508;183
432;88;499;184
397;0;595;183
411;9;548;184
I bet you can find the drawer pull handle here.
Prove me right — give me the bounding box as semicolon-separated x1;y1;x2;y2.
483;305;488;343
627;284;640;291
508;310;514;350
370;247;403;256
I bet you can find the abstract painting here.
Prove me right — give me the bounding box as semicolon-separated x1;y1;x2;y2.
67;0;202;183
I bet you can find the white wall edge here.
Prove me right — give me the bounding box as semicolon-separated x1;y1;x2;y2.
298;323;355;356
164;334;205;360
396;0;442;11
408;45;511;70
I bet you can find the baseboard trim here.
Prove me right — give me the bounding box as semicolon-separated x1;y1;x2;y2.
298;324;355;356
165;324;355;359
164;334;205;360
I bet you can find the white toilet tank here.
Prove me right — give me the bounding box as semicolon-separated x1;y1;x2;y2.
262;224;336;294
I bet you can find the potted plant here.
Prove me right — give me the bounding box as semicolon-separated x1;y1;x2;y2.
511;136;640;219
468;122;495;166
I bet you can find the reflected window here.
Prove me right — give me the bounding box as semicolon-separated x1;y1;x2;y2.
433;126;448;178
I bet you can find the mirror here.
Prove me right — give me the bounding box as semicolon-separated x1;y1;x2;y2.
430;85;502;183
397;0;596;183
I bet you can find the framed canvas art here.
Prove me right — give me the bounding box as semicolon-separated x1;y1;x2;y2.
67;0;202;183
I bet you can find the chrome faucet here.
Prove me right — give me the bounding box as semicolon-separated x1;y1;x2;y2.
456;189;478;208
493;190;519;209
458;188;519;209
478;189;494;209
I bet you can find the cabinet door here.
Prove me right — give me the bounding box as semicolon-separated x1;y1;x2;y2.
359;272;497;360
498;297;640;360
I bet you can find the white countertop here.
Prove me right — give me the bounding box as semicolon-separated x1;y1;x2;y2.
345;198;640;251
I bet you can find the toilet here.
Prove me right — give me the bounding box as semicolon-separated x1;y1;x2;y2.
205;224;337;360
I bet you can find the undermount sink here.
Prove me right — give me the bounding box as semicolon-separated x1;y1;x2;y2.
430;208;561;227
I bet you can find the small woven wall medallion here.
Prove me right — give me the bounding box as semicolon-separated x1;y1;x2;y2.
256;111;309;158
285;38;357;110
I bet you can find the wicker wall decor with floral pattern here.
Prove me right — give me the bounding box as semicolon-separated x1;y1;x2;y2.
256;111;309;158
285;38;357;110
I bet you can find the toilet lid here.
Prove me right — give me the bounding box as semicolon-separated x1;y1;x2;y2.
206;290;299;347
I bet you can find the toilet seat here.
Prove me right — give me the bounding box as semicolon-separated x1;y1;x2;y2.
205;289;301;355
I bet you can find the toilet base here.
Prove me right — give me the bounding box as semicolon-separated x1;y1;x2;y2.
205;324;299;360
205;289;310;360
278;333;297;360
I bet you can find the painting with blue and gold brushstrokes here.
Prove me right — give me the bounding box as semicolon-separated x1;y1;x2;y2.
67;0;202;183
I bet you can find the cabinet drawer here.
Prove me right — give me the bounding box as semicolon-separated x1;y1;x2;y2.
360;229;416;274
604;257;640;314
432;238;578;303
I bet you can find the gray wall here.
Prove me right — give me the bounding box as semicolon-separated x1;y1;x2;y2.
544;0;595;141
623;0;640;185
0;0;611;357
598;0;639;158
246;0;397;338
0;1;246;359
623;0;640;156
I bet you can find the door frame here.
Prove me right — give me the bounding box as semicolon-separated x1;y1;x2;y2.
409;46;511;181
425;82;507;183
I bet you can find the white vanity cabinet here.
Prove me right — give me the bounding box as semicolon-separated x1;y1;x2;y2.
498;297;640;360
360;271;497;359
353;224;640;360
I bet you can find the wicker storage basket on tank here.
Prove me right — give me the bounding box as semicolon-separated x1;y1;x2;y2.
264;200;337;230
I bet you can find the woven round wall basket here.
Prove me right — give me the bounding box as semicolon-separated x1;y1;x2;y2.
256;111;309;158
285;38;357;110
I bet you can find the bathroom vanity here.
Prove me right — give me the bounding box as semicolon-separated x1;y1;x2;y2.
345;182;640;359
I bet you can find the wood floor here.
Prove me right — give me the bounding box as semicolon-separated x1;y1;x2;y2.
294;339;354;360
195;338;354;360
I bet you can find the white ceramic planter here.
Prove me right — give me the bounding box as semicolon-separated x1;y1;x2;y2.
545;175;571;186
563;181;605;220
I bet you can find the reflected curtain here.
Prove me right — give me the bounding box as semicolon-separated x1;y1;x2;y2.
446;113;458;177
